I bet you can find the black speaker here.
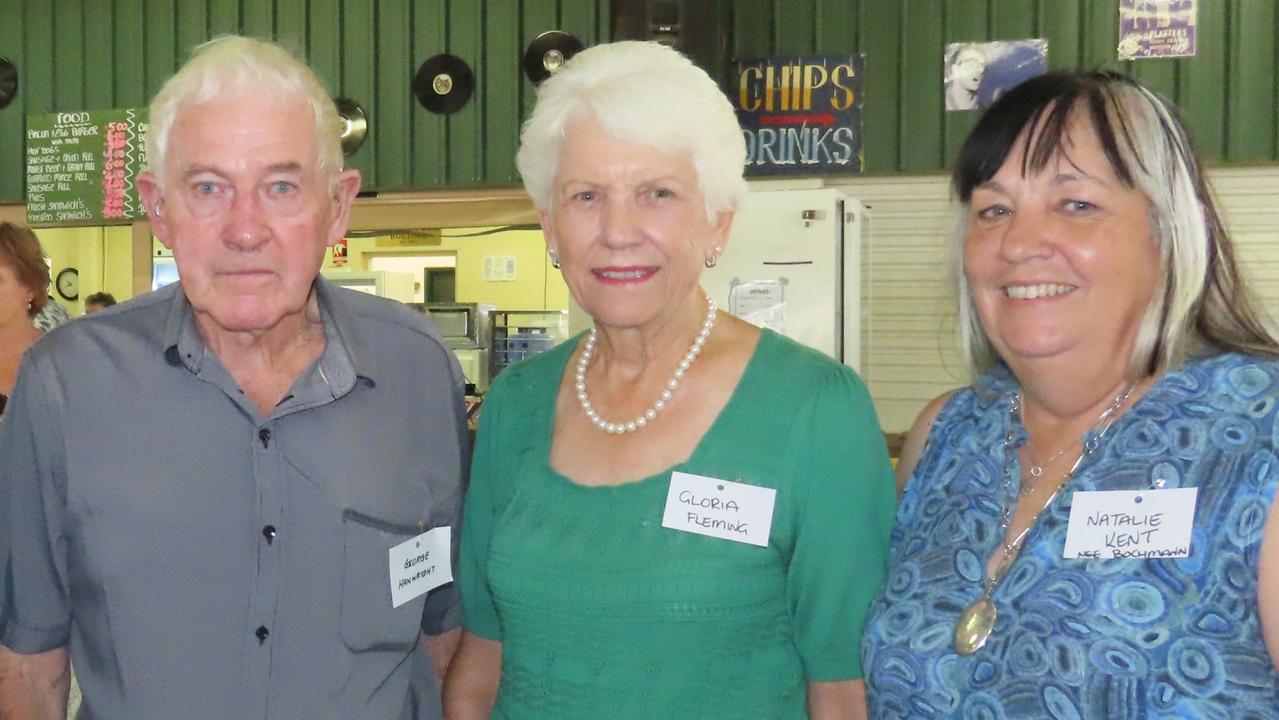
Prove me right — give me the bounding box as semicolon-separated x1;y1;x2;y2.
610;0;725;79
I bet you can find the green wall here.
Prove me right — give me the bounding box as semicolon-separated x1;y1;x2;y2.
0;0;611;203
733;0;1279;173
0;0;1275;205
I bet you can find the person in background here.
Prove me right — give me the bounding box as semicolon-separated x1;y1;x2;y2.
83;291;117;314
862;71;1279;717
944;43;985;111
444;41;895;720
0;36;467;719
0;223;46;422
32;290;70;332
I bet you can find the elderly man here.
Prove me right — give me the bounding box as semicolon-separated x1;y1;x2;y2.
0;37;465;719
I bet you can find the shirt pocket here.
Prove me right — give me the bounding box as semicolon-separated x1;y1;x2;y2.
339;507;430;653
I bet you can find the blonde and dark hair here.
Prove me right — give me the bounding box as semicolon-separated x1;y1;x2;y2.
146;36;344;185
0;222;50;318
951;70;1278;377
515;40;747;222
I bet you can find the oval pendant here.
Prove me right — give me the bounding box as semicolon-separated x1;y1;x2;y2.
953;597;997;656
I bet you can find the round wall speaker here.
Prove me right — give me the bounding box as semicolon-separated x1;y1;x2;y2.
334;98;368;155
523;31;584;84
0;58;18;109
414;54;475;114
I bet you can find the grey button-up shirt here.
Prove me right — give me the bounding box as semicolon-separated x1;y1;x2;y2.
0;279;466;719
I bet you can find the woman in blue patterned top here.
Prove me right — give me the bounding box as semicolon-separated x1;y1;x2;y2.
862;71;1279;718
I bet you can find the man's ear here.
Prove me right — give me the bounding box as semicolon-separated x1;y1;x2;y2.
326;168;363;242
136;171;174;249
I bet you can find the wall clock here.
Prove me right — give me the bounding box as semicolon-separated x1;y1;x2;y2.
56;267;79;301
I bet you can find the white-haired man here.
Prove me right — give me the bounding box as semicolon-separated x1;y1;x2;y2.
0;36;465;719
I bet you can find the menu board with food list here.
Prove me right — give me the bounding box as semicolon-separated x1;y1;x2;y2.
25;108;149;225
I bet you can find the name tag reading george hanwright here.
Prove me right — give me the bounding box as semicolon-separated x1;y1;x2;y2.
388;526;453;608
1063;488;1197;560
661;471;776;547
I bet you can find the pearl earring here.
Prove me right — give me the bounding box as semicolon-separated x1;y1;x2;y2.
548;249;561;269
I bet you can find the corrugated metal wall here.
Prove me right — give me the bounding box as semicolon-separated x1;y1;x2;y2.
0;0;1275;204
731;0;1279;174
0;0;610;203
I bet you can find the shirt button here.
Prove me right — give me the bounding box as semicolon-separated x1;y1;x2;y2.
262;525;277;543
255;625;270;643
258;428;271;448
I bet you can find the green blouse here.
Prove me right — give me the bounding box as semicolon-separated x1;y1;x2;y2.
459;330;895;719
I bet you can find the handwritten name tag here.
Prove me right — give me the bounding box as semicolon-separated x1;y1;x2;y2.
1063;488;1197;560
661;471;776;547
388;526;453;608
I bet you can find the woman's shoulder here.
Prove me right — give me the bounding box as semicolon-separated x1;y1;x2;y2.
1159;351;1279;402
752;329;861;386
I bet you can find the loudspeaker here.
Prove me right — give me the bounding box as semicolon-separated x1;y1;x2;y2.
610;0;724;78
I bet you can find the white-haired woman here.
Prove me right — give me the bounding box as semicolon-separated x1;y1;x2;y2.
862;71;1279;718
444;41;895;719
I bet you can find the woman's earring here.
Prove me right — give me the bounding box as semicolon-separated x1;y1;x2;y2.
548;249;561;269
704;246;722;268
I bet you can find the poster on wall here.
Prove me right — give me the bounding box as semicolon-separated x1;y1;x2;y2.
1118;0;1197;60
25;108;149;225
734;54;863;176
944;39;1047;112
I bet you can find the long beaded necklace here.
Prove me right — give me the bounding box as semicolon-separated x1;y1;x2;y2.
575;297;718;434
952;382;1134;656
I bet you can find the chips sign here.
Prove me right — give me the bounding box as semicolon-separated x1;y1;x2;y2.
26;108;149;225
734;54;864;176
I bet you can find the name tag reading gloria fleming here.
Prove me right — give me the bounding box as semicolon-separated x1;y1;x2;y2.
388;526;453;608
662;471;776;547
1063;488;1197;560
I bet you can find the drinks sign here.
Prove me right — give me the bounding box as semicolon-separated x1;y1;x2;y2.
734;54;864;176
26;108;149;225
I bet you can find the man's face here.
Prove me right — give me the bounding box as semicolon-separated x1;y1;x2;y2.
953;48;985;92
139;92;359;335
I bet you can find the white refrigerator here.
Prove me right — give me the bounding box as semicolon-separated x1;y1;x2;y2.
701;187;864;371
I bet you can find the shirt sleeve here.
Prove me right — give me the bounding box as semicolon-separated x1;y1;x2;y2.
785;364;896;681
457;374;507;640
420;345;470;636
0;352;73;653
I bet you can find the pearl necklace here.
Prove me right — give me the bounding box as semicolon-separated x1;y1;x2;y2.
575;298;718;434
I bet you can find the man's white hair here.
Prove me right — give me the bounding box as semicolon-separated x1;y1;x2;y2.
146;36;343;185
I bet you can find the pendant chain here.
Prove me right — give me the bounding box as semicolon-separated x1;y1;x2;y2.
952;381;1135;656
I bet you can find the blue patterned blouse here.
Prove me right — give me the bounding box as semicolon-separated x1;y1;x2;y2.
863;352;1279;719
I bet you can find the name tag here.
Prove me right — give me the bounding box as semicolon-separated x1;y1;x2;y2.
388;526;453;608
661;471;776;547
1063;488;1197;560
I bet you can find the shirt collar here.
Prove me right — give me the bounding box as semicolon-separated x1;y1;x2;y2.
161;278;380;387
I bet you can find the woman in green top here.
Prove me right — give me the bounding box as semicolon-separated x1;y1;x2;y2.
443;40;895;720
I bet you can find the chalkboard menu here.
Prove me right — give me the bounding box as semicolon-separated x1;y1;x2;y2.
25;108;149;225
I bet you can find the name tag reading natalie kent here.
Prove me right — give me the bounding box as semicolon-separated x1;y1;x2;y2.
388;526;453;608
662;471;776;547
1063;488;1197;560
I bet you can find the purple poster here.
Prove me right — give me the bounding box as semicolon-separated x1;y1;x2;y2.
1119;0;1197;60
